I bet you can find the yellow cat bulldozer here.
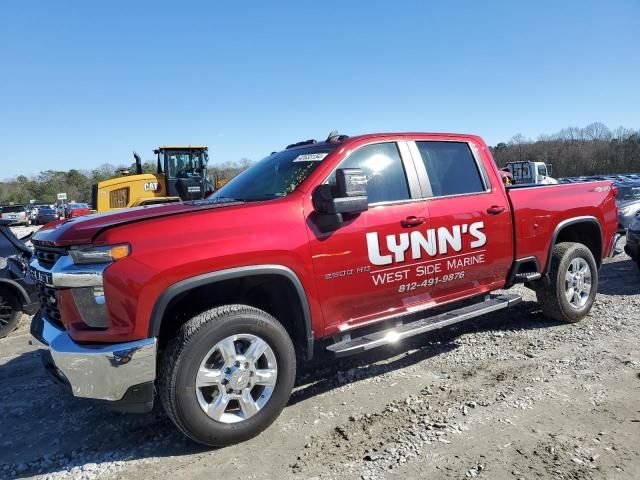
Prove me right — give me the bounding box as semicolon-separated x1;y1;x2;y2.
92;146;215;212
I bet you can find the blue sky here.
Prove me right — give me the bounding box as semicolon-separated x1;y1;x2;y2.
1;0;638;178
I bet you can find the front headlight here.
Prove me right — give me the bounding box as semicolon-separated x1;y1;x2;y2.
69;244;130;265
619;206;632;215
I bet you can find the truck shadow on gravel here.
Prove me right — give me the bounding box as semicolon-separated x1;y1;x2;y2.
290;298;560;405
291;257;637;404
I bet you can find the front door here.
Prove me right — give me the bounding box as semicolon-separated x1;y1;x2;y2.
305;141;432;334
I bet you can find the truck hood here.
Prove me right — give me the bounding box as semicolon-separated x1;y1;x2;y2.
32;199;244;246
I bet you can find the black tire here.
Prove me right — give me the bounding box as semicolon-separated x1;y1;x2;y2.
0;288;22;339
535;242;598;323
159;304;296;447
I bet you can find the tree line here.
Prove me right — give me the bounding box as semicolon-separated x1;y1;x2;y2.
1;122;639;205
491;122;640;177
0;160;252;205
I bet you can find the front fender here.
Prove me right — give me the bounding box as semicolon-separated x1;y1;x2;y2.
147;264;314;359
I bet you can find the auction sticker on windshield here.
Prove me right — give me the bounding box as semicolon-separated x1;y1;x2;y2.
292;153;329;162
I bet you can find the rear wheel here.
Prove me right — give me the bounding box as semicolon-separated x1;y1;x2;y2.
159;304;296;447
535;242;598;323
0;288;22;339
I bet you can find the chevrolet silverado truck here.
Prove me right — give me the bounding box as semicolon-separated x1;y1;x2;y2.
30;132;619;446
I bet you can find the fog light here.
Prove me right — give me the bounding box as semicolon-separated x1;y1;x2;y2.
71;287;109;328
92;286;105;305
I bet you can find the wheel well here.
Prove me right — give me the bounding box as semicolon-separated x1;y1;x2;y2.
156;274;309;356
553;221;602;268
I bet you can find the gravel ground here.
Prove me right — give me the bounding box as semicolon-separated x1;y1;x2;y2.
8;224;41;248
0;242;638;480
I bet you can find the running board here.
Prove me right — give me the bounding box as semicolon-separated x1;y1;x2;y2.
326;294;522;357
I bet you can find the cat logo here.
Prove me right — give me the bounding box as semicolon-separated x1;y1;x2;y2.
143;182;160;192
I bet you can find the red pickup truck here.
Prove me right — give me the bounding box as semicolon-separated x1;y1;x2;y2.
30;132;618;446
64;203;91;219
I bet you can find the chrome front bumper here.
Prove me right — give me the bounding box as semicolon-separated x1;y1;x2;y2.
31;313;157;402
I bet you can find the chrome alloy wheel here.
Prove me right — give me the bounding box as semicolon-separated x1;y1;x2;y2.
564;257;592;309
195;334;277;424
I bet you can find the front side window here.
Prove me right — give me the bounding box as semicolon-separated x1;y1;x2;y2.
416;142;485;197
537;164;547;176
330;142;410;204
211;145;337;202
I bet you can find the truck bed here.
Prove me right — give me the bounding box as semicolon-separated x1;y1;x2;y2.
506;180;618;271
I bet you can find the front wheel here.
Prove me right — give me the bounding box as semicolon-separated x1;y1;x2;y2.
535;242;598;323
159;305;296;447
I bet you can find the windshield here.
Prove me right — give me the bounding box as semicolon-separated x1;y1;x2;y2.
69;204;88;210
211;145;336;202
618;185;640;202
165;149;208;179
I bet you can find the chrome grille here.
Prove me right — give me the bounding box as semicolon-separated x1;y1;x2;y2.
32;244;67;327
36;282;62;325
33;244;67;269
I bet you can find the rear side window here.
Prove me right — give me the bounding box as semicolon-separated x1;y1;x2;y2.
416;142;485;197
330;142;410;204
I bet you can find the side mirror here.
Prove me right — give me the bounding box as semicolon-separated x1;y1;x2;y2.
312;168;368;231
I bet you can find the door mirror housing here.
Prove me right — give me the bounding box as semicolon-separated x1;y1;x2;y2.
312;168;368;231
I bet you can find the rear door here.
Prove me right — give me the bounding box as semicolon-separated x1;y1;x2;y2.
409;140;513;303
305;140;433;334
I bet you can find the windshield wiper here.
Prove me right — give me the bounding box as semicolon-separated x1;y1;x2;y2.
241;193;285;202
212;197;246;203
